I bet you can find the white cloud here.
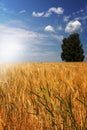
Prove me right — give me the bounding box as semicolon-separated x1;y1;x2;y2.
44;7;64;17
44;12;51;17
64;16;71;22
19;10;26;14
65;20;82;33
32;7;64;17
32;11;44;17
44;25;55;32
48;7;64;15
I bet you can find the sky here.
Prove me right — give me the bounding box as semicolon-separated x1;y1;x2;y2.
0;0;87;62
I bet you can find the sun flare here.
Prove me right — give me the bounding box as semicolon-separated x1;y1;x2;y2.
0;42;21;62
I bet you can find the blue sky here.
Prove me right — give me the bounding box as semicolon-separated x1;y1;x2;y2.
0;0;87;62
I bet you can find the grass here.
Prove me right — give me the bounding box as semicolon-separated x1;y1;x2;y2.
0;62;87;130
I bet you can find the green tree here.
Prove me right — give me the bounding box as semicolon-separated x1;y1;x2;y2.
61;33;85;61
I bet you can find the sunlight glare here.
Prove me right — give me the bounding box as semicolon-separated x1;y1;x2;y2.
0;39;21;62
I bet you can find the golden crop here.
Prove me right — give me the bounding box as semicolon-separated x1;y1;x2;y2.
0;62;87;130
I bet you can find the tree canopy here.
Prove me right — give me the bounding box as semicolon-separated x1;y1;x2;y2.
61;33;85;62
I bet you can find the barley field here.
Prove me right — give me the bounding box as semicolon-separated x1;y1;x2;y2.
0;62;87;130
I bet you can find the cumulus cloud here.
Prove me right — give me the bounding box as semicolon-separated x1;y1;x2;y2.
44;25;63;33
44;7;64;17
44;25;55;32
44;12;51;17
65;20;82;33
32;11;44;17
32;7;64;17
48;7;64;15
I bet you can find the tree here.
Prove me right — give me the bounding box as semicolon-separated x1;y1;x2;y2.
61;33;85;62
